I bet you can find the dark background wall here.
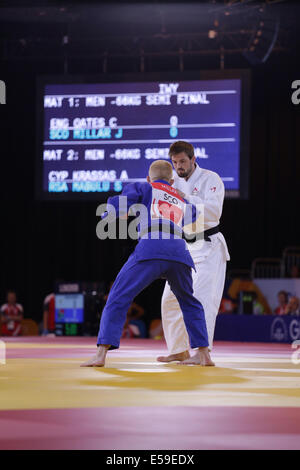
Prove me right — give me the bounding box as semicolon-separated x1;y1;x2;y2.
0;2;300;323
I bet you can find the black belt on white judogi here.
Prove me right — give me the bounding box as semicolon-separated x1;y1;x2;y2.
140;222;220;243
183;224;220;243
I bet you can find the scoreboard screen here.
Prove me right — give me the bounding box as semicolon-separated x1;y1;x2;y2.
55;293;84;324
37;71;250;200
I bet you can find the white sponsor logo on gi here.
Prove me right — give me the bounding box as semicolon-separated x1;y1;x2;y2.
291;340;300;365
0;80;6;104
270;317;288;342
0;340;6;365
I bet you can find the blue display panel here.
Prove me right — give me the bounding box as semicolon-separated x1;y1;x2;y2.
55;294;84;324
37;73;249;200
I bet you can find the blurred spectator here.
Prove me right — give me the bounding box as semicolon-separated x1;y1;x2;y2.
128;302;146;336
149;319;164;340
121;302;146;338
252;292;264;315
284;296;300;315
274;290;289;315
42;293;55;335
0;290;23;336
290;265;300;278
219;296;235;314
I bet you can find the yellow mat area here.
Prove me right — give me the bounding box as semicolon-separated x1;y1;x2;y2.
1;342;300;410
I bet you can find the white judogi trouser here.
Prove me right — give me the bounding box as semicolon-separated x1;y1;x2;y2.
161;235;228;352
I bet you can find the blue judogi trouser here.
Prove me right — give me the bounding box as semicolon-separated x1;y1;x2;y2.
97;253;209;349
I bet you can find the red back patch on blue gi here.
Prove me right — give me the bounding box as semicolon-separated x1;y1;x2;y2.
150;182;185;225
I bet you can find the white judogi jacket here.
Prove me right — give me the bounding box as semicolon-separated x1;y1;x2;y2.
173;163;230;263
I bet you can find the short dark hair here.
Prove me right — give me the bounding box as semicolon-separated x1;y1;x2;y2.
278;290;288;302
7;289;16;295
169;141;195;160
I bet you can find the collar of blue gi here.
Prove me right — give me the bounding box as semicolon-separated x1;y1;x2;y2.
151;179;171;186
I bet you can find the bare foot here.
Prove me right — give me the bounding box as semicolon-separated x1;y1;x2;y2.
80;345;109;367
179;347;215;366
157;350;190;362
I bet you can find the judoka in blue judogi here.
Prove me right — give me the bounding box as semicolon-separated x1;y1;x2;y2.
81;160;214;367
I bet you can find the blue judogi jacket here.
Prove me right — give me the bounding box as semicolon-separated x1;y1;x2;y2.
105;179;200;270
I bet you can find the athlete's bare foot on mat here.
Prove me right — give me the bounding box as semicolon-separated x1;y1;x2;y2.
157;350;190;362
178;347;215;366
80;345;110;367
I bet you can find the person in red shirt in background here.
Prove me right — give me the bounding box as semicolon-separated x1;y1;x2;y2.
219;296;235;314
274;290;289;315
0;290;23;336
121;302;146;338
42;293;55;335
284;296;300;316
